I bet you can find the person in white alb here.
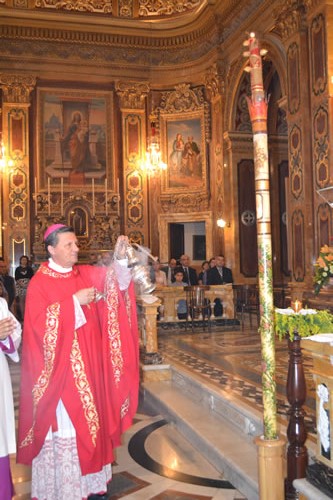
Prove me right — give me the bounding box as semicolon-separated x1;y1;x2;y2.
0;296;22;500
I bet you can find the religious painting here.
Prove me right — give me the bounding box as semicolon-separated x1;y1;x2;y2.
161;110;207;193
37;88;113;188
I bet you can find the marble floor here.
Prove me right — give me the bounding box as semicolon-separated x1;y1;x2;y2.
8;317;315;499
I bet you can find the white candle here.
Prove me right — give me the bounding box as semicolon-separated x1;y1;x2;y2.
105;178;108;216
92;178;95;216
60;177;64;216
47;177;51;216
34;177;37;216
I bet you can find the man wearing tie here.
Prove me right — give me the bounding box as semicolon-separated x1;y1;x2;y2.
177;254;198;286
206;255;233;285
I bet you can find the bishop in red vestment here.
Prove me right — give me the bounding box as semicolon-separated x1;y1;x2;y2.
17;225;139;500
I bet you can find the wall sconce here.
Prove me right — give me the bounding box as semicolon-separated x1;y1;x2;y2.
0;133;14;170
140;111;167;175
217;218;230;228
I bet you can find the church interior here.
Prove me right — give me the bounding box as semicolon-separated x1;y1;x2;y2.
2;0;333;498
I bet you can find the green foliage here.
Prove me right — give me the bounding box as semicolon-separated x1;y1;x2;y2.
275;309;333;341
313;245;333;295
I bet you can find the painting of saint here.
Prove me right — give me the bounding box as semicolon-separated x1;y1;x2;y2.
39;89;112;186
61;111;92;172
166;117;204;190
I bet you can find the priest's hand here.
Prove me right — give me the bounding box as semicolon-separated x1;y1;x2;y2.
0;316;16;341
74;287;96;306
114;235;129;260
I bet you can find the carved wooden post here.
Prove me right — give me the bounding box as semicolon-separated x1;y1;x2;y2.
285;331;308;499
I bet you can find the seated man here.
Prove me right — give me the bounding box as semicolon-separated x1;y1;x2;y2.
176;254;198;286
206;255;233;285
206;255;233;317
162;258;177;285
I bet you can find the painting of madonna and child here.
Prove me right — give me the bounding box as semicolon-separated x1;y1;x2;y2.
166;116;206;191
39;89;112;186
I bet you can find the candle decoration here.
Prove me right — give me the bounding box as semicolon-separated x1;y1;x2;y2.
291;299;302;314
244;32;277;439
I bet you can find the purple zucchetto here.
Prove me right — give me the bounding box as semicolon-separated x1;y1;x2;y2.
43;224;67;241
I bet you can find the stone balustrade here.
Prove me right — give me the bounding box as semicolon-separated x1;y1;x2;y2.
136;285;235;380
153;284;235;322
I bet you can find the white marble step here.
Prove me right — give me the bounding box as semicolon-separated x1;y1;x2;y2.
143;364;262;500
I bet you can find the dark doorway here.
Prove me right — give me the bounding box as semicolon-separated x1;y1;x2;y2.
169;223;184;261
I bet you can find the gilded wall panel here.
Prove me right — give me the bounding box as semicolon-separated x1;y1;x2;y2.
234;73;251;133
313;105;329;188
317;203;331;250
126;171;144;225
292;209;305;281
287;42;300;114
9;109;27;155
311;13;327;96
289;124;303;199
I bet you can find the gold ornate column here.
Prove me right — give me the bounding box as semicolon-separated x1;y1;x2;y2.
0;74;36;270
275;3;315;299
205;63;229;259
115;81;150;245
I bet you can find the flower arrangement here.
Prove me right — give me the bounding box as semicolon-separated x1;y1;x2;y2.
275;307;333;341
314;245;333;295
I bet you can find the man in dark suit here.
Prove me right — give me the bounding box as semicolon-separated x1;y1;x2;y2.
162;258;177;285
206;255;233;285
178;254;198;286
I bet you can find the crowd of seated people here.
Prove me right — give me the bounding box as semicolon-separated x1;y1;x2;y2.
150;253;233;319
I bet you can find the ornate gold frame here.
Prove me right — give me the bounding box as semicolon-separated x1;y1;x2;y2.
36;87;114;190
158;211;213;265
160;109;207;194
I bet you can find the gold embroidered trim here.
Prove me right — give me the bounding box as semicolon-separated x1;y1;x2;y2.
20;302;60;448
39;263;73;279
120;396;130;419
124;289;132;329
70;332;100;446
105;268;123;385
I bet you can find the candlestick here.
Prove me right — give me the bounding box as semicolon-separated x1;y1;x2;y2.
34;176;38;216
92;178;95;217
105;178;108;216
47;177;51;216
60;177;64;216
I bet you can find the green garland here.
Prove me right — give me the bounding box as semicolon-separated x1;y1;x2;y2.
275;309;333;341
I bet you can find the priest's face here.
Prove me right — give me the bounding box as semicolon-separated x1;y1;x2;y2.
48;232;79;268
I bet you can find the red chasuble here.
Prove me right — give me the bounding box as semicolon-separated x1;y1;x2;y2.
17;262;139;476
